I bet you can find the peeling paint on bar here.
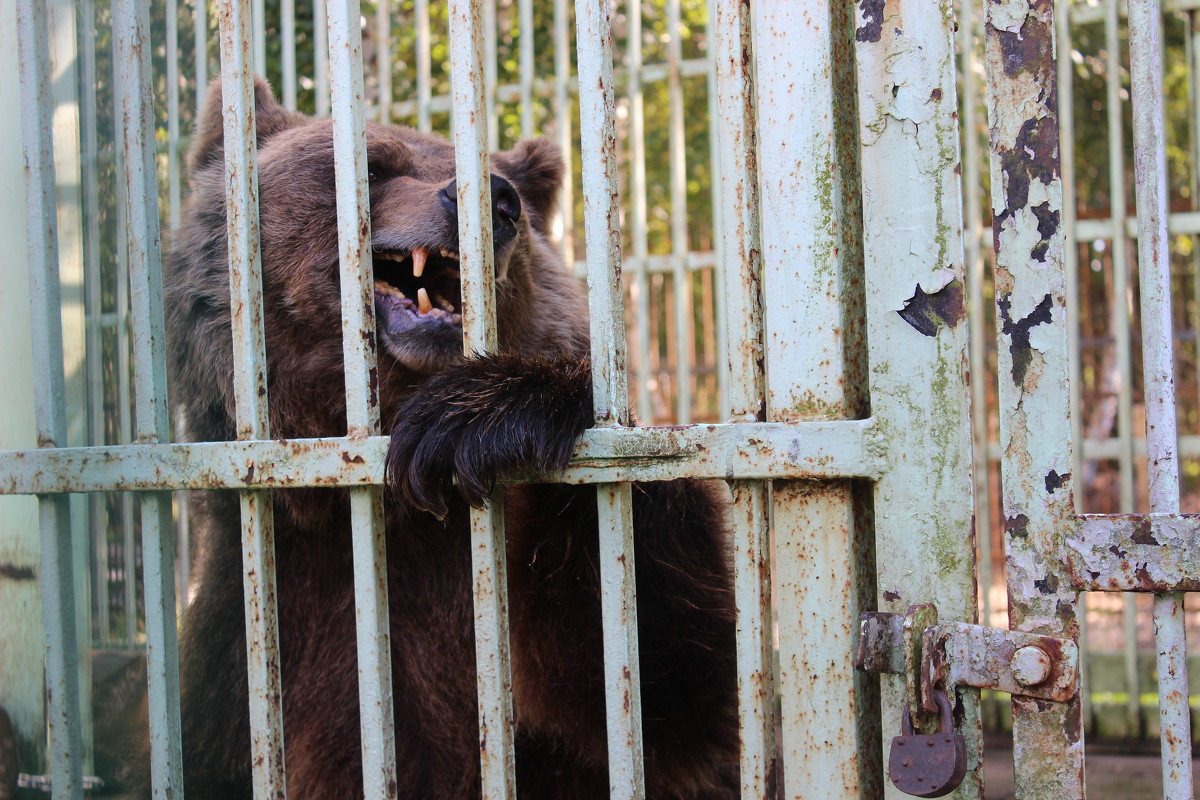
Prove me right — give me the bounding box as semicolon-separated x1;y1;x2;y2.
1067;514;1200;591
756;1;869;796
325;2;398;798
1127;1;1194;793
856;0;981;797
574;0;644;794
112;0;186;796
216;0;288;796
710;0;775;793
16;1;84;796
0;419;884;496
982;0;1085;797
447;0;516;794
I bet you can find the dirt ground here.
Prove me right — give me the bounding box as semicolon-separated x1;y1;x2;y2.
983;738;1200;799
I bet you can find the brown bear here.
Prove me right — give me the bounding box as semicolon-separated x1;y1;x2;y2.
162;78;738;800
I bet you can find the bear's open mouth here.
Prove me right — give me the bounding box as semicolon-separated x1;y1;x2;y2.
372;246;464;328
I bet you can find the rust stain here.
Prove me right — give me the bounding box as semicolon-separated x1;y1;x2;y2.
855;0;885;42
0;563;35;581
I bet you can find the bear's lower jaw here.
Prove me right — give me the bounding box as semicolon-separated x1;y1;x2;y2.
375;292;465;373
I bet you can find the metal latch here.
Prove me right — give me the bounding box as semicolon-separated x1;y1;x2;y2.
856;603;1079;714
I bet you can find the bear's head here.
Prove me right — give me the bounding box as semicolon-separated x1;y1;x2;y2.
166;79;589;444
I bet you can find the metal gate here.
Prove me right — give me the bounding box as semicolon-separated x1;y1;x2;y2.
2;0;1197;798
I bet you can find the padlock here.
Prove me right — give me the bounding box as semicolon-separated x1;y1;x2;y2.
887;689;967;798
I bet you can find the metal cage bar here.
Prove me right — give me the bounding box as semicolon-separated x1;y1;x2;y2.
216;1;288;795
1127;0;1194;793
326;4;398;798
16;1;84;795
575;0;645;795
447;0;518;795
710;0;775;794
982;0;1084;795
113;0;186;796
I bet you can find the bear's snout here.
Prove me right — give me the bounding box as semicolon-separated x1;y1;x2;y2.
438;174;523;243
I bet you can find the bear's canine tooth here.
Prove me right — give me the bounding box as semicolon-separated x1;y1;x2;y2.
412;246;428;278
417;287;433;314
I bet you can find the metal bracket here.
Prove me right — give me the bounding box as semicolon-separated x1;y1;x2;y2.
856;607;1078;707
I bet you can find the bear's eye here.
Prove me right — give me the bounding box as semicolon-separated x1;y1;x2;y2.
368;170;378;182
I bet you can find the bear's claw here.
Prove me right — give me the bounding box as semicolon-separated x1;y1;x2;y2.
386;353;593;516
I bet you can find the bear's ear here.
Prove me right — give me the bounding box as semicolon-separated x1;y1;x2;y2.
493;138;564;230
187;77;305;175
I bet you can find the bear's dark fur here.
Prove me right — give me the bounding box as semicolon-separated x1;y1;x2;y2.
164;79;738;800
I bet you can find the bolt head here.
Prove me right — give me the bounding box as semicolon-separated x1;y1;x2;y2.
1011;645;1052;686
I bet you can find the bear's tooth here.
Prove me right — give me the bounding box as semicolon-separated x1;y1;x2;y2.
417;287;433;314
412;246;428;278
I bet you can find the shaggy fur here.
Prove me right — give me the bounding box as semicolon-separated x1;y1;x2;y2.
161;78;738;799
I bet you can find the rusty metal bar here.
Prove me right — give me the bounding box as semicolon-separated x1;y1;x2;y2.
484;0;498;147
216;1;287;795
0;419;883;495
252;0;266;76
447;0;516;794
856;1;980;797
711;0;774;793
326;2;398;798
16;0;83;794
982;0;1084;796
758;1;866;795
575;0;644;794
704;0;727;422
1127;3;1194;792
1067;513;1200;591
113;0;185;795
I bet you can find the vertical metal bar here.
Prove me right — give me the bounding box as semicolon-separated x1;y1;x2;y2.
447;0;517;795
195;0;207;113
113;0;185;796
982;0;1084;795
704;0;727;422
1190;11;1200;420
575;0;644;795
217;2;288;796
252;0;266;77
79;0;110;645
1127;1;1193;794
760;2;869;795
282;0;297;111
113;94;138;649
376;0;391;123
519;0;534;137
1103;0;1143;739
627;0;652;424
711;0;773;793
416;0;432;132
16;1;83;795
960;0;994;664
484;0;498;148
168;0;181;230
314;0;329;117
553;0;574;264
326;4;398;799
858;0;980;796
666;0;690;424
1053;0;1094;734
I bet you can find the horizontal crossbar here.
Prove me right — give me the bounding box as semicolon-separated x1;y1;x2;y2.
0;419;883;494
